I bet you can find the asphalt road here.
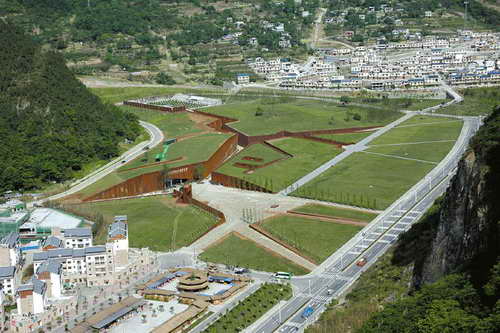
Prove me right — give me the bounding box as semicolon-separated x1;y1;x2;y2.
255;114;481;333
37;120;163;203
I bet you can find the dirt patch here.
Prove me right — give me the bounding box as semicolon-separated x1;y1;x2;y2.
188;111;219;131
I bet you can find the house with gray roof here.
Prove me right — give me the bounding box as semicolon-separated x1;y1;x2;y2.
0;232;20;266
42;236;62;250
36;260;62;298
0;266;17;295
62;228;92;249
16;278;47;315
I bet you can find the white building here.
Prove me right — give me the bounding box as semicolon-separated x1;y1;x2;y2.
107;221;129;270
62;228;92;249
236;73;250;84
16;278;47;315
0;266;18;296
35;260;62;299
0;232;20;267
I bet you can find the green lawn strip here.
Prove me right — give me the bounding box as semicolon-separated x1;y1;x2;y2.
349;98;448;111
366;141;455;163
118;133;232;176
77;172;125;198
315;131;374;143
439;87;499;116
293;204;378;222
292;153;435;210
119;105;202;138
217;138;341;191
200;234;309;275
203;283;293;333
370;120;463;145
261;215;363;264
69;196;218;251
203;98;400;135
396;115;461;126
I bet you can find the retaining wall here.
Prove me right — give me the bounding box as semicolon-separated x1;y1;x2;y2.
123;101;186;113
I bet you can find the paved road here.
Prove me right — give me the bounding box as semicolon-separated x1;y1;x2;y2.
36;120;163;203
254;115;481;333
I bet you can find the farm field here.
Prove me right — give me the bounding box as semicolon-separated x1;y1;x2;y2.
315;131;375;143
216;138;341;192
199;233;309;275
292;204;378;222
203;98;400;135
202;283;292;333
260;215;363;264
68;196;219;251
293;152;435;209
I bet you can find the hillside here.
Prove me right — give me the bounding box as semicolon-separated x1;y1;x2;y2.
0;20;141;192
307;106;500;333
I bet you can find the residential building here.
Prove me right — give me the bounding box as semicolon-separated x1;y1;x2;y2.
35;260;62;298
16;278;47;315
0;266;17;296
236;73;250;84
0;232;20;266
62;228;92;249
108;222;129;269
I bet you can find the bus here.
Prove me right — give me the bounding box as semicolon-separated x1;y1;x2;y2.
301;306;314;319
274;272;292;280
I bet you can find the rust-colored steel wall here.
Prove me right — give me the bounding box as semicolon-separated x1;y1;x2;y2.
211;172;273;193
123;101;186;113
83;135;238;202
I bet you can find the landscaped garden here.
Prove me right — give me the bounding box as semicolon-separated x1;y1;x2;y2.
65;196;219;251
202;282;292;333
203;97;401;135
216;138;341;192
260;215;364;264
199;233;309;275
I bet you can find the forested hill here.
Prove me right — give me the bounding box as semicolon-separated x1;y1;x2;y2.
0;21;141;192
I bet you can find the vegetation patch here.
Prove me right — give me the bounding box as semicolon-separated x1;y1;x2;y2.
217;138;341;192
366;141;455;163
439;86;500;116
66;196;219;251
315;131;374;143
260;215;363;264
203;283;292;333
203;98;400;136
292;204;378;222
293;153;435;209
200;233;309;276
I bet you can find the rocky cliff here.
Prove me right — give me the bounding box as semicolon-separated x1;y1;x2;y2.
413;107;500;289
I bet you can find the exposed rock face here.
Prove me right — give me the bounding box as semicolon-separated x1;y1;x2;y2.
413;110;500;288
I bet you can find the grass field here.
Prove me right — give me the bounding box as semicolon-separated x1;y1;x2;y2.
395;115;460;126
370;119;463;145
439;87;499;116
293;152;435;209
217;138;341;192
366;141;455;163
350;98;448;111
120;105;202;138
316;131;375;143
69;196;219;251
203;283;292;333
261;215;363;263
199;233;309;275
203;98;400;135
293;204;378;222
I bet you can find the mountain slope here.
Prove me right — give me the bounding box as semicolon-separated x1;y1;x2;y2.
0;20;140;191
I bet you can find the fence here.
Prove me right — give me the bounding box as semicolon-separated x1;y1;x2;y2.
123;101;186;113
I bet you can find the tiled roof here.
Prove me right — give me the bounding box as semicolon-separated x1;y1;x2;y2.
0;266;15;279
0;232;19;248
63;228;92;238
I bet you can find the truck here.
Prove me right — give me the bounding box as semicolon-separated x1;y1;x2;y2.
301;306;314;319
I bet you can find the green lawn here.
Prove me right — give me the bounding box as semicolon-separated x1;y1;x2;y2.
217;138;341;192
350;98;448;111
366;141;455;163
120;105;202;138
120;132;232;171
370;120;463;145
293;204;378;222
200;233;309;275
203;283;292;333
439;87;499;116
261;215;363;263
293;153;435;209
225;143;287;167
78;133;232;198
395;115;460;126
316;131;374;143
69;196;219;251
203;98;400;135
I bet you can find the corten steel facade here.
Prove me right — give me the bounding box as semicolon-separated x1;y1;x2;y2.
211;172;273;193
123;101;186;113
83;135;238;202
